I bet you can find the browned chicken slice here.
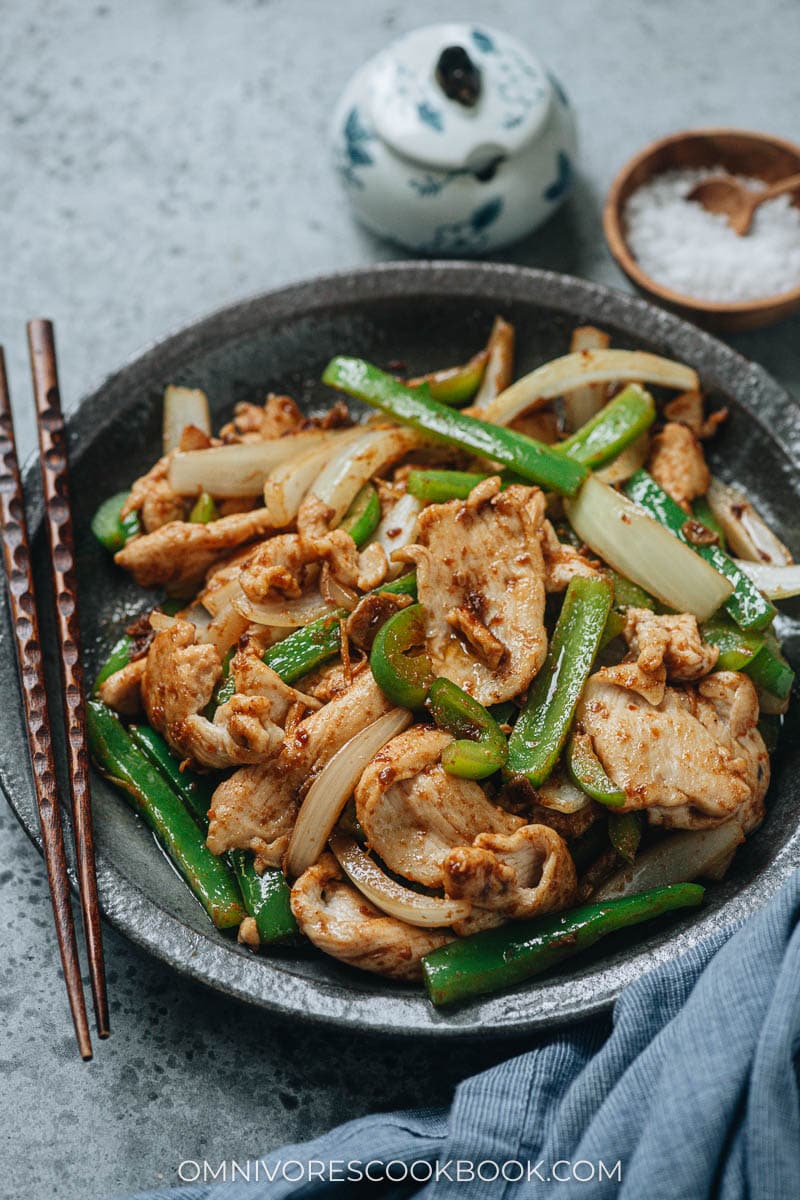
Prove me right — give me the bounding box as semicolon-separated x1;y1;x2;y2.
97;658;146;716
219;394;304;443
541;520;600;592
576;669;768;832
623;607;719;689
115;508;277;591
442;824;577;935
396;479;548;704
238;533;311;601
647;422;710;512
355;726;523;888
207;666;393;860
663;389;728;440
120;455;186;533
297;495;389;592
290;853;452;981
141;622;295;769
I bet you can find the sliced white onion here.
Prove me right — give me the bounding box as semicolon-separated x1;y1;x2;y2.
594;821;745;900
263;430;363;526
329;833;471;928
200;573;245;617
733;560;800;600
366;492;423;578
706;477;794;566
472;316;515;409
536;774;591;815
285;709;412;879
481;349;698;426
563;326;611;431
198;603;250;653
310;428;422;523
234;589;331;628
594;432;649;485
566;475;733;620
149;610;179;633
168;431;335;497
162;385;211;455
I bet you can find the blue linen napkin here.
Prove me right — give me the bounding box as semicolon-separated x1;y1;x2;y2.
126;871;800;1200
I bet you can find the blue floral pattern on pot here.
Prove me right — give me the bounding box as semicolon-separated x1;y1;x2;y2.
330;23;578;255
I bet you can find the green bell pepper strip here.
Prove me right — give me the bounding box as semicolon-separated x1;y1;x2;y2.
422;882;705;1006
554;385;656;469
428;677;508;779
128;723;296;942
507;576;613;784
93;633;134;692
370;603;432;709
322;357;588;497
91;491;141;552
189;491;218;524
692;495;727;550
626;470;776;631
610;569;657;612
701;613;794;698
407;348;488;407
340;482;381;546
599;608;626;650
608;811;643;865
407;469;492;503
87;699;245;929
567;731;626;807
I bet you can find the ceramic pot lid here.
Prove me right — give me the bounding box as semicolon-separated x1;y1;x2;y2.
367;23;552;172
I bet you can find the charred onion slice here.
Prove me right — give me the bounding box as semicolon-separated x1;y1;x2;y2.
162;385;211;455
284;708;412;879
706;477;794;566
329;833;471;928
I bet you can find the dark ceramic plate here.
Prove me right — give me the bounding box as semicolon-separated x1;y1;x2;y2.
2;263;799;1037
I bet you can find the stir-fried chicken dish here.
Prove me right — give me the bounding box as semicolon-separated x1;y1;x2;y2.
87;321;796;1006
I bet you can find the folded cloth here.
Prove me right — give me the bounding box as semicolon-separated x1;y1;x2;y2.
126;871;800;1200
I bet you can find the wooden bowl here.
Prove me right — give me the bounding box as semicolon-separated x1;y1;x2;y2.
603;128;800;331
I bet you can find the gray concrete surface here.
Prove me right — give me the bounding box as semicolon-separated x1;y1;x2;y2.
1;1;799;1196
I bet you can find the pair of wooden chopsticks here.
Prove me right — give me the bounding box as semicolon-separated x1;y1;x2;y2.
0;321;108;1060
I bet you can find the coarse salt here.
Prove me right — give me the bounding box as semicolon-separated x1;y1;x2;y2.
623;167;800;302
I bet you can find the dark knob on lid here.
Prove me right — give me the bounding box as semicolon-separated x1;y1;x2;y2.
435;45;482;108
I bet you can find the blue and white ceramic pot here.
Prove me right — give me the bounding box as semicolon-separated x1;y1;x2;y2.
331;23;578;255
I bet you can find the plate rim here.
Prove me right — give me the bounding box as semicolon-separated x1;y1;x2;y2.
3;260;799;1038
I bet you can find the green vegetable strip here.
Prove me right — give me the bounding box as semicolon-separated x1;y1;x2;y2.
747;630;795;699
262;570;417;685
409;349;488;407
428;677;508;780
91;491;141;552
609;569;658;612
407;469;492;502
189;491;218;524
94;634;133;692
507;576;613;783
87;700;245;929
128;724;296;942
567;731;625;807
422;883;705;1006
608;811;643;865
370;603;431;709
555;385;656;469
626;470;776;631
692;495;728;551
322;357;588;496
340;482;382;546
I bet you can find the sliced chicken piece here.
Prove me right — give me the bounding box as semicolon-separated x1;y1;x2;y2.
442;824;578;935
207;667;393;859
291;853;452;981
647;421;710;512
297;495;389;592
624;607;718;685
356;726;523;888
97;658;146;716
238;533;311;602
115;507;277;591
541;520;600;592
396;479;548;704
120;455;186;533
663;389;728;440
576;668;768;832
219;394;304;443
141;622;289;769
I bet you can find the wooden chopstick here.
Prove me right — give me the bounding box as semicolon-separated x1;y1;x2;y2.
27;320;110;1042
0;346;93;1060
